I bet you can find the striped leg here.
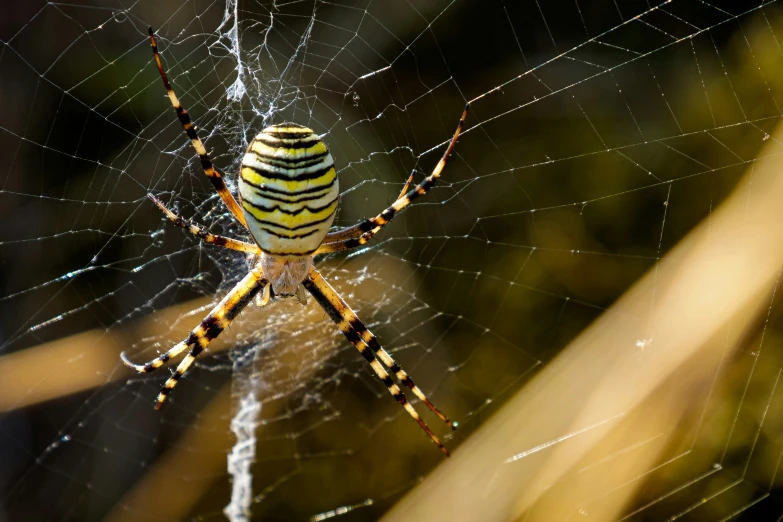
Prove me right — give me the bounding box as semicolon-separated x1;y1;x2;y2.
148;27;248;228
312;229;374;255
303;267;453;456
149;194;261;254
318;103;469;253
315;172;414;255
121;265;267;409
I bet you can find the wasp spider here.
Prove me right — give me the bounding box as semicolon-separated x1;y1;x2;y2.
122;28;469;456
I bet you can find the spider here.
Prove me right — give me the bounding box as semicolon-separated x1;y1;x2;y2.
122;27;469;457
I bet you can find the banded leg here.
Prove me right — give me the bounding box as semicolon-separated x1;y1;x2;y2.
148;27;248;228
305;266;455;427
149;194;261;254
316;172;415;255
312;229;374;255
121;266;267;409
318;103;469;252
304;266;453;456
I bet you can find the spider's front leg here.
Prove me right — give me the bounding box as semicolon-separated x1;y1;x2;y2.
303;266;454;456
121;266;268;409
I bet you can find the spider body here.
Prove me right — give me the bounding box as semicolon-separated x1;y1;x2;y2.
124;27;468;457
239;124;339;258
260;254;312;297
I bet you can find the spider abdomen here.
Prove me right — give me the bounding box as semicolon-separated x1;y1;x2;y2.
239;124;339;256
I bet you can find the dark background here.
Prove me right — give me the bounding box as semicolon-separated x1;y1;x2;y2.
3;0;783;520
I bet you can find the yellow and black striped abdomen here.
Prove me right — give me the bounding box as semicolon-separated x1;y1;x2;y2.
239;123;339;256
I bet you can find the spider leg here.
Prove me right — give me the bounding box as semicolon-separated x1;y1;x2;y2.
311;230;372;255
304;266;453;456
398;170;416;200
305;266;455;427
148;27;248;228
318;103;469;252
120;338;190;374
121;265;268;409
315;172;415;255
148;194;261;254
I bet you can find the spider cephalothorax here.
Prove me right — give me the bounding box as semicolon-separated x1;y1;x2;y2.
122;27;468;456
260;254;312;297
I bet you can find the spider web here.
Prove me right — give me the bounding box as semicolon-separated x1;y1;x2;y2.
3;0;783;520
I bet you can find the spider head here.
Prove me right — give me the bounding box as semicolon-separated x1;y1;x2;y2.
260;253;313;297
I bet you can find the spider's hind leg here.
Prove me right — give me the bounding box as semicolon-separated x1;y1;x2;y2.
147;27;248;228
317;103;469;254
